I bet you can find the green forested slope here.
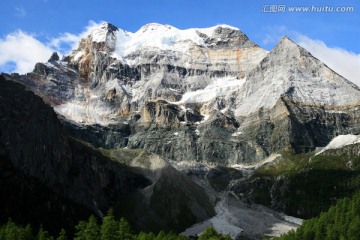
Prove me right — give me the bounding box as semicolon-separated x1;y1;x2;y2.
233;144;360;219
278;191;360;240
0;210;231;240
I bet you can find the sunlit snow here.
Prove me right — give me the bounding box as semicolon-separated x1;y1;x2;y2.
316;134;360;155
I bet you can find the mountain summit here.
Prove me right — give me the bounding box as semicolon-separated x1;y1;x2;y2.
232;35;360;116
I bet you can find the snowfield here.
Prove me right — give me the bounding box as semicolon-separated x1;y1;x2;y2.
316;134;360;155
90;22;241;61
174;76;245;104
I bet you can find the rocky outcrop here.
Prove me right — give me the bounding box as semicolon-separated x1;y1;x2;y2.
48;52;60;62
128;108;264;164
2;61;82;106
0;76;149;214
233;95;360;156
284;98;360;153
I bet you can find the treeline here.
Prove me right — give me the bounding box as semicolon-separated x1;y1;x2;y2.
0;210;231;240
278;191;360;240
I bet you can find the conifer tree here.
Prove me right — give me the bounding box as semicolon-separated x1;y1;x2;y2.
347;216;360;240
23;224;34;240
84;215;100;240
36;225;53;240
101;210;119;240
154;230;165;240
74;220;87;240
118;217;133;240
56;229;67;240
4;219;20;240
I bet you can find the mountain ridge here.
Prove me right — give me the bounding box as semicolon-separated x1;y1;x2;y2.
2;21;360;165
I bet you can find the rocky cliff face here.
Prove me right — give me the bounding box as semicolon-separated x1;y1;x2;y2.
0;76;214;233
0;76;149;213
2;22;360;166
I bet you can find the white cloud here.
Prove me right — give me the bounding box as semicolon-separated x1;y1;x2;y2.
262;25;288;47
48;20;103;53
0;21;104;74
295;34;360;87
48;32;81;52
15;7;26;17
0;30;54;74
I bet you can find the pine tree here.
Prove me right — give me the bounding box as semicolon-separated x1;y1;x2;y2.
84;215;100;240
74;221;87;240
4;219;20;240
23;224;34;240
36;225;53;240
325;225;337;240
136;232;157;240
155;230;165;240
136;232;149;240
0;219;36;240
56;229;67;240
118;217;133;240
198;227;221;240
146;232;155;240
222;234;232;240
347;216;360;240
277;192;360;240
100;210;119;240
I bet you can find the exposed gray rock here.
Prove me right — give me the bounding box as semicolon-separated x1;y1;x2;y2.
0;76;148;215
48;52;60;62
0;75;215;233
2;22;360;167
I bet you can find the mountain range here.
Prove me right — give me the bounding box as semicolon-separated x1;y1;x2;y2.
1;22;359;239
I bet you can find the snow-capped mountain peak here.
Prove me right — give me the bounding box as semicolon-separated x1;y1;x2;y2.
138;23;177;33
233;35;360;117
87;22;119;43
279;36;297;45
72;22;255;61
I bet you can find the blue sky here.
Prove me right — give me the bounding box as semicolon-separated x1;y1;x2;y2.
1;0;359;85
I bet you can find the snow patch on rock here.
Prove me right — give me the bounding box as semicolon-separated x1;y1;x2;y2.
176;76;245;104
231;154;281;170
316;134;360;155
